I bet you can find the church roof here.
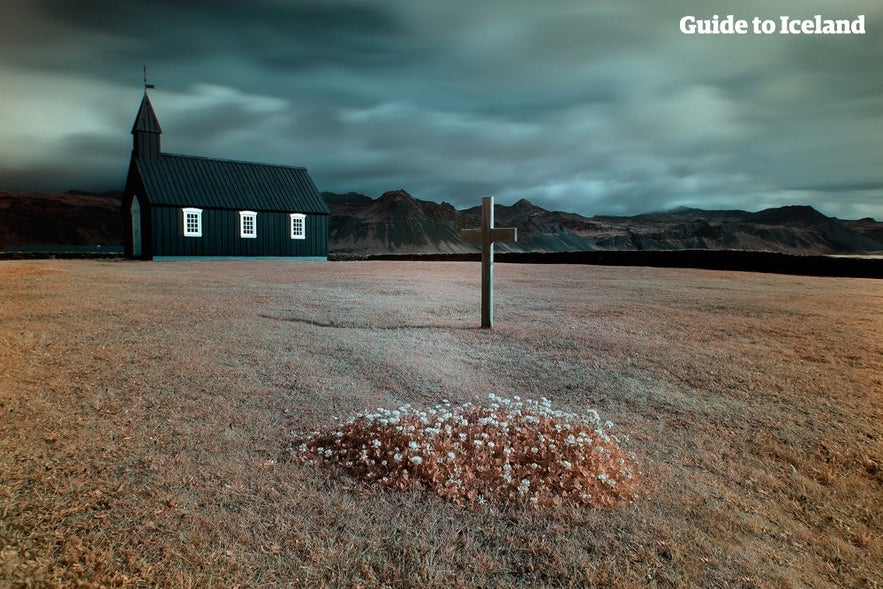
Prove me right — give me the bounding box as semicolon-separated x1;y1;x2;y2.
131;92;162;135
135;153;330;215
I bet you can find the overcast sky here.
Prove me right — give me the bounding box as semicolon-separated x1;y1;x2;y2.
1;0;881;218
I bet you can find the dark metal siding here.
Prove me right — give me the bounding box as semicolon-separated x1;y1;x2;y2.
151;206;327;258
123;158;155;258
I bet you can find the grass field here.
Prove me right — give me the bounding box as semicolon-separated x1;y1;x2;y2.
1;259;880;588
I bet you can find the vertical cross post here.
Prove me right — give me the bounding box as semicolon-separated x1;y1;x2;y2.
460;196;517;328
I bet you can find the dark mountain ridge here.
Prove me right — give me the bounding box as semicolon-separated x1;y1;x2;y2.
322;190;883;255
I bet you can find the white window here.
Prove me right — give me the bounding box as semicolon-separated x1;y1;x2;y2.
183;208;202;237
239;211;257;238
290;213;306;239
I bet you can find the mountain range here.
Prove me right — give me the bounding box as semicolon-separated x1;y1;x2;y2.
324;189;883;255
1;189;882;256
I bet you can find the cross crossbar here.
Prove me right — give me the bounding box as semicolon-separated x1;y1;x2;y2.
460;196;518;328
459;227;517;243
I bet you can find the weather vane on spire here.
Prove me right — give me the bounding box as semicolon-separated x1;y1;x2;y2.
143;65;155;90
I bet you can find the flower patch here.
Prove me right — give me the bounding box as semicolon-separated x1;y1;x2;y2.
294;395;638;509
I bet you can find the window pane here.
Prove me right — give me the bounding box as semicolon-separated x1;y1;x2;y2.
290;214;305;239
183;208;202;237
240;211;257;238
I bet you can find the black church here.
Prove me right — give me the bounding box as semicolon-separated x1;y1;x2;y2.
122;91;329;260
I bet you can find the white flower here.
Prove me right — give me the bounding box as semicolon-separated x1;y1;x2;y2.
410;456;424;465
393;453;403;462
372;439;382;448
562;460;572;469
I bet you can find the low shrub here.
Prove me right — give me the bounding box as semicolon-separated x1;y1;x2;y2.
295;394;638;509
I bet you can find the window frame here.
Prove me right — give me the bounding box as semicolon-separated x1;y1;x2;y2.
239;210;258;239
182;207;203;237
290;213;306;240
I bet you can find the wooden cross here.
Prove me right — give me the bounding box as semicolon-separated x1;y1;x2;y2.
460;196;517;328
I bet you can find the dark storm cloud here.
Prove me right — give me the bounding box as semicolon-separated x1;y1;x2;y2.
1;0;881;218
19;0;417;83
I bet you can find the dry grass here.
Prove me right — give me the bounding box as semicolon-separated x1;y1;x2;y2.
0;259;881;588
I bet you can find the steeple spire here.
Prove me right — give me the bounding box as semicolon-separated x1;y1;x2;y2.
131;90;162;159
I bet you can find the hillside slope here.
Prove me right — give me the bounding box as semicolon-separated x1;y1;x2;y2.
0;191;122;249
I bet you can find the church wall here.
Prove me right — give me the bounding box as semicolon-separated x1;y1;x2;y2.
150;206;328;259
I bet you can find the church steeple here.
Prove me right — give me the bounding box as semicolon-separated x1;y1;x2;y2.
131;91;162;160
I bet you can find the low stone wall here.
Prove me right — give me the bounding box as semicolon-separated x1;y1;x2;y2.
364;250;883;279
